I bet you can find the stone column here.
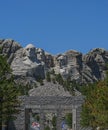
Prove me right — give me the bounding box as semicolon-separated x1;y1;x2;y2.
76;106;82;130
10;108;25;130
56;108;62;130
72;106;82;130
25;109;30;130
72;108;76;130
40;110;45;130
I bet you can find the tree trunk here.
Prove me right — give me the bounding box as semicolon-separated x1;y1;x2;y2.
0;122;2;130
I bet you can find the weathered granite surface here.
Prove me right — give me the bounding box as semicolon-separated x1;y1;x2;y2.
29;82;71;96
0;39;45;84
11;44;45;79
0;39;108;84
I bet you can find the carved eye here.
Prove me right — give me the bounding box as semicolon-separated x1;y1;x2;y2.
26;48;30;51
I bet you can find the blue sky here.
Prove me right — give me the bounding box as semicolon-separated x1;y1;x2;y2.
0;0;108;54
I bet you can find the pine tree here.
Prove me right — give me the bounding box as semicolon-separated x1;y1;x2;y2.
81;80;108;130
55;73;64;85
46;72;51;82
0;55;20;130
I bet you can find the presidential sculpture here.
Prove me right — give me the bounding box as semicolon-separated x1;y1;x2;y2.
11;44;45;80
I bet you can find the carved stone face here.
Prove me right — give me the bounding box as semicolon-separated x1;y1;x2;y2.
24;44;36;58
57;55;67;67
37;48;44;61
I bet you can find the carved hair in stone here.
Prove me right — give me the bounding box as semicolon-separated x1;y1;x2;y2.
23;44;37;59
22;44;40;65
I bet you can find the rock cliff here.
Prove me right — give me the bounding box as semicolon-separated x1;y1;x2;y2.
0;39;108;85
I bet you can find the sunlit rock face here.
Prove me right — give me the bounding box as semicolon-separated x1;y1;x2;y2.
53;50;83;82
11;44;45;79
36;48;46;63
45;52;54;68
1;39;108;85
0;39;21;64
82;48;108;83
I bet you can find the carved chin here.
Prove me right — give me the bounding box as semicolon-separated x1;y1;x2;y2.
23;58;32;65
23;58;39;68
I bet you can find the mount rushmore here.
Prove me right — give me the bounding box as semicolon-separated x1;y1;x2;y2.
0;39;108;85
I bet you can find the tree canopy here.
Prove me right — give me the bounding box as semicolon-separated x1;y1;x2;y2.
81;79;108;130
0;55;20;130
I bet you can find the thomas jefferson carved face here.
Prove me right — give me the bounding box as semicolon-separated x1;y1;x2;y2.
37;48;44;60
24;44;36;58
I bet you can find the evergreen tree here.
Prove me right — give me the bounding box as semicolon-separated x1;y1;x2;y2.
37;76;44;85
55;73;64;85
46;72;51;82
51;115;57;130
81;80;108;130
44;126;50;130
0;55;20;130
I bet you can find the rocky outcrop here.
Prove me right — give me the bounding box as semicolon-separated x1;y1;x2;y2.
0;39;45;84
53;50;83;82
0;39;21;64
0;39;108;85
11;44;45;79
82;48;108;83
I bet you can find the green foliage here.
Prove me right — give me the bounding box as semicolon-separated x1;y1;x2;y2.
63;77;76;95
0;78;20;121
65;113;72;128
52;77;56;84
0;55;20;128
50;69;55;75
0;55;11;77
0;47;3;54
17;84;32;95
51;115;57;129
81;80;108;129
36;115;40;122
63;76;70;90
32;114;40;122
46;72;51;82
80;103;93;127
44;125;50;130
37;76;44;85
55;73;64;85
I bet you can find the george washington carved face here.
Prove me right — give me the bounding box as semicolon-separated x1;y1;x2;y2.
22;44;40;65
23;44;36;59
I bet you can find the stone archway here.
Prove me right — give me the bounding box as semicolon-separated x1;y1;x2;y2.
11;96;84;130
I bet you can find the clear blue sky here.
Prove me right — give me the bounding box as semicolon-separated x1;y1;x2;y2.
0;0;108;54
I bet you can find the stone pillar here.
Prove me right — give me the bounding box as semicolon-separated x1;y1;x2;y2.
72;106;82;130
9;108;25;130
25;109;30;130
72;108;76;130
76;106;82;130
56;109;62;130
40;110;45;130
